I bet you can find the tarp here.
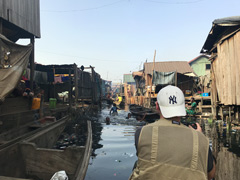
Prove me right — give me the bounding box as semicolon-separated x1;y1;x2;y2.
0;34;32;102
152;71;176;85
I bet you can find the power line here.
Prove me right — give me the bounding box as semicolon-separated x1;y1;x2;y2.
41;0;127;13
37;50;140;63
144;0;205;4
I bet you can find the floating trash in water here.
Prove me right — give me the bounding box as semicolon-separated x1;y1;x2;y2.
99;151;106;156
123;152;134;157
115;160;122;162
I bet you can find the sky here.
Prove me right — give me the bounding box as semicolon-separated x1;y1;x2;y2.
17;0;240;83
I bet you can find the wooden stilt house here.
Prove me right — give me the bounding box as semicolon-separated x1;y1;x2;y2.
200;16;240;122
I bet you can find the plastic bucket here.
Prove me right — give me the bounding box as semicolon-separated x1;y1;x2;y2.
49;98;57;109
31;98;40;110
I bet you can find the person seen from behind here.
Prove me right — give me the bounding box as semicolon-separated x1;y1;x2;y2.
110;103;119;116
129;85;215;180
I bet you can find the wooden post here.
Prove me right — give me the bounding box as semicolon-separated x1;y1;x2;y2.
220;106;224;121
210;82;217;120
81;70;84;107
229;106;232;125
74;64;78;105
175;71;177;86
53;67;55;98
124;83;128;104
236;106;239;122
149;50;156;107
226;116;230;134
30;36;35;91
68;68;72;109
91;66;94;105
0;18;2;34
198;101;202;113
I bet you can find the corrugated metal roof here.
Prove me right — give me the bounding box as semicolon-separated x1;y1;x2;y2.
144;61;195;75
200;16;240;54
188;55;209;64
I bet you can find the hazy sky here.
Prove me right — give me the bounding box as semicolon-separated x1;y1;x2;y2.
18;0;240;82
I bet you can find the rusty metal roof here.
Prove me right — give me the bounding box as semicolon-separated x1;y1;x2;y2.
144;61;195;75
200;16;240;54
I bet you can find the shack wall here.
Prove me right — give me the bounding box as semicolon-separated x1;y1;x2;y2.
0;0;40;37
190;56;210;76
78;71;92;99
213;31;240;105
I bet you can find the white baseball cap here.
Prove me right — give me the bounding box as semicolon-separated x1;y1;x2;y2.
157;85;186;118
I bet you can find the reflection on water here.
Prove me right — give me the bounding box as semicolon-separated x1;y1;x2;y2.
211;121;240;157
205;120;240;180
85;105;140;180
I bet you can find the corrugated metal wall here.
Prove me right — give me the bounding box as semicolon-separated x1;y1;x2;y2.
0;0;40;37
78;71;92;99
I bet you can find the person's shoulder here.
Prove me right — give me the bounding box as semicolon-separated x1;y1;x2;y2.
195;130;209;142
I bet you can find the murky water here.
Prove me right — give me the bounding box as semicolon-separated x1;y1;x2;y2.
207;120;240;180
85;107;140;180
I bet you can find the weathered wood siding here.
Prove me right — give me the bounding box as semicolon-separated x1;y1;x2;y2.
0;0;40;37
212;30;240;105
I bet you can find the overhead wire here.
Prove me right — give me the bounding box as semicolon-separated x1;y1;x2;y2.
37;50;140;63
41;0;127;13
144;0;205;4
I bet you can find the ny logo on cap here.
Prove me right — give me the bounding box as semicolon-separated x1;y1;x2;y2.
169;95;177;104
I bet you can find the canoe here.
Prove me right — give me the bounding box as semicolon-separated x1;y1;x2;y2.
0;116;57;150
0;116;92;180
129;104;158;116
129;104;160;122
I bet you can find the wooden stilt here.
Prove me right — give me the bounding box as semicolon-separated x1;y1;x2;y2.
30;36;35;91
220;106;224;121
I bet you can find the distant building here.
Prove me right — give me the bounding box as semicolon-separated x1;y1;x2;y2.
144;61;196;93
123;74;135;85
188;55;210;76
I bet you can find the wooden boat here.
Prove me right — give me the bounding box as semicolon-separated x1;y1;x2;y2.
129;104;158;116
0;116;92;180
129;104;160;122
0;116;57;150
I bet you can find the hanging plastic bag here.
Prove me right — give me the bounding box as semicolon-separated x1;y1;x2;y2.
50;170;68;180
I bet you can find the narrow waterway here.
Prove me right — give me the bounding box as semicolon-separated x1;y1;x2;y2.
84;104;240;180
85;106;141;180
